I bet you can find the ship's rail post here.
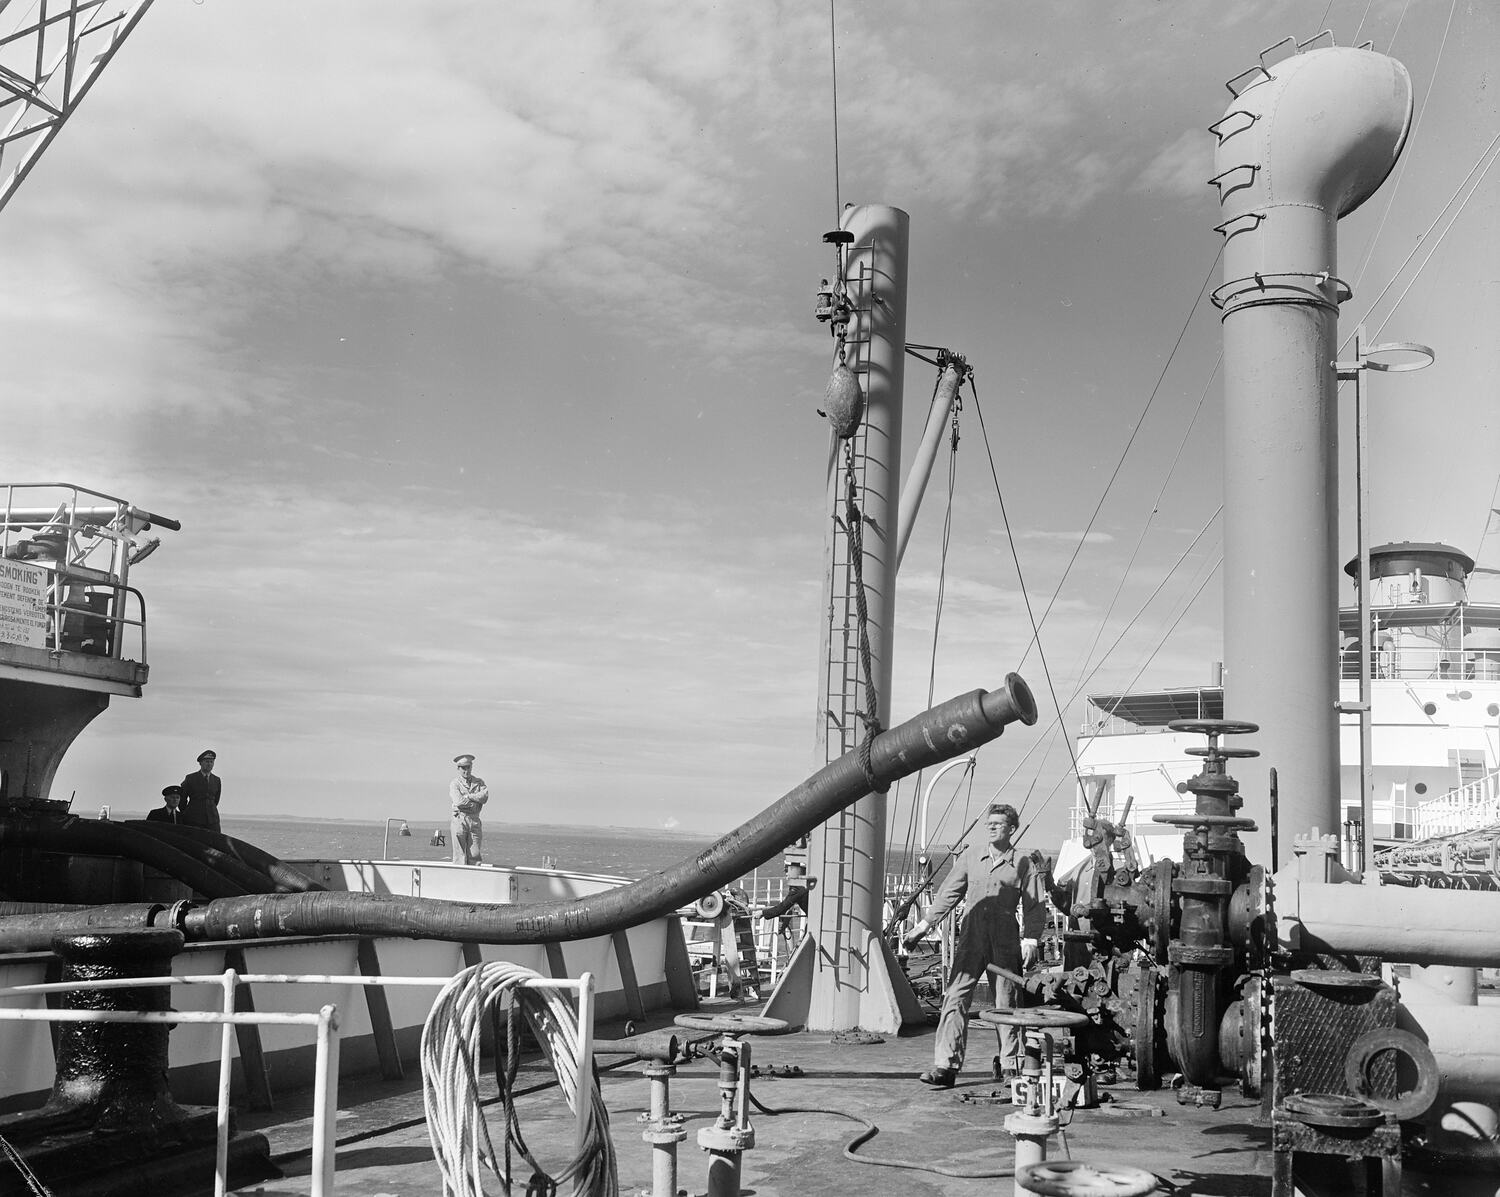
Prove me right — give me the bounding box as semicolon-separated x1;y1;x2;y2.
0;996;338;1196
1;965;602;1195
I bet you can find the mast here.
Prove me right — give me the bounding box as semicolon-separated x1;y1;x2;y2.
764;203;922;1032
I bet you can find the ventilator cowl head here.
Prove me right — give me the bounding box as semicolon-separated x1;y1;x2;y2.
822;363;864;439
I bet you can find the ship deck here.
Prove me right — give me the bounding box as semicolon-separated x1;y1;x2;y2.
228;995;1276;1197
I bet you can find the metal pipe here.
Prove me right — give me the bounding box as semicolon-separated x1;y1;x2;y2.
1277;878;1500;966
895;361;962;569
1213;46;1411;863
917;753;976;851
311;1004;340;1197
1397;1003;1500;1103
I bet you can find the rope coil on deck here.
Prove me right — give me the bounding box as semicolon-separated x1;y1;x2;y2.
421;962;616;1197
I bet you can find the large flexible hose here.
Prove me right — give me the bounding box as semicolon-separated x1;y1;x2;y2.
121;821;323;893
0;818;262;900
179;680;1036;945
0;903;166;950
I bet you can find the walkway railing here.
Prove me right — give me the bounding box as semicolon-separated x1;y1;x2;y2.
0;967;596;1197
1415;771;1500;839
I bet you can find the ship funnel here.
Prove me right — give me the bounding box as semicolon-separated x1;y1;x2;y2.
1211;42;1411;863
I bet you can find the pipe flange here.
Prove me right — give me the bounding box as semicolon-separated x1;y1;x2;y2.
1281;1092;1385;1130
1015;1160;1160;1197
698;1123;755;1151
1168;944;1234;967
673;1013;790;1035
1004;1111;1061;1137
1290;969;1384;991
1172;876;1233;896
1344;1028;1439;1121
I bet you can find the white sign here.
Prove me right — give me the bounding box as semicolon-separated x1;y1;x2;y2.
0;560;48;649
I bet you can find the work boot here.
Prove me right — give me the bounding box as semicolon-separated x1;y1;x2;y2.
918;1066;957;1088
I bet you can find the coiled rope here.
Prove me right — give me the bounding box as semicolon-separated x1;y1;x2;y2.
421;962;616;1197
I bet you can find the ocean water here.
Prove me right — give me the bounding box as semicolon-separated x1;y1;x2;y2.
213;815;718;880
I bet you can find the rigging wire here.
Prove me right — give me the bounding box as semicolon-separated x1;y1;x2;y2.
1013;519;1224;823
1368;139;1500;342
969;374;1083;798
1013;245;1224;675
976;499;1224;821
828;0;842;220
1350;0;1377;45
1340;0;1461;317
1018;546;1225;835
1068;347;1222;700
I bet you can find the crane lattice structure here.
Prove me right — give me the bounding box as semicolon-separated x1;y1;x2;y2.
0;0;154;214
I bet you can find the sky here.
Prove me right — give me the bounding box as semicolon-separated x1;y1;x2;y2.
7;1;1496;855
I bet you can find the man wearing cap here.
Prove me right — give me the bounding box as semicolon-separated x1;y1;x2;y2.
449;754;489;865
902;801;1059;1088
147;785;184;823
180;749;222;833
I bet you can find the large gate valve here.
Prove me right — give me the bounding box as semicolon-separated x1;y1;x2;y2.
1150;719;1262;1091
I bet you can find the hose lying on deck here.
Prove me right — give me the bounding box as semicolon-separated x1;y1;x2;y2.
0;678;1035;951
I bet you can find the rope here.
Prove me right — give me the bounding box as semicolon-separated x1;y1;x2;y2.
842;439;887;793
0;1133;51;1197
828;0;842;220
421;962;616;1197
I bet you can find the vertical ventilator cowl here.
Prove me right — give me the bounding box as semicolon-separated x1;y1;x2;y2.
1211;42;1411;865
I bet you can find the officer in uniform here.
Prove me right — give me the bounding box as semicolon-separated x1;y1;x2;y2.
147;784;184;823
180;749;222;833
449;753;489;865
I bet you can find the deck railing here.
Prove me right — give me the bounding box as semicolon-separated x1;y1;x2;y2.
0;482;170;665
0;967;596;1197
1415;771;1500;839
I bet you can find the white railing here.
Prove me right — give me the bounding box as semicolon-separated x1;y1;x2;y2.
1416;772;1500;839
0;968;596;1197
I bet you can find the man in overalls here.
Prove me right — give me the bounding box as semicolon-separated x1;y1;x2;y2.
904;801;1054;1087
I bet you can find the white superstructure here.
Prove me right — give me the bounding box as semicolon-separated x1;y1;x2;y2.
1073;541;1500;869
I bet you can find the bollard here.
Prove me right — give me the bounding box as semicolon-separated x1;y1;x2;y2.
46;927;187;1131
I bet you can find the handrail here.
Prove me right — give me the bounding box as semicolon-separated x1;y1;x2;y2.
0;967;596;1197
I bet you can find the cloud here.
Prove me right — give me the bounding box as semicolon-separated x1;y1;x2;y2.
1135;130;1214;201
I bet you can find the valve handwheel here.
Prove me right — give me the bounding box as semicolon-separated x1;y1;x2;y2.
1167;719;1259;738
1016;1160;1160;1196
978;1005;1090;1030
673;1013;791;1035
